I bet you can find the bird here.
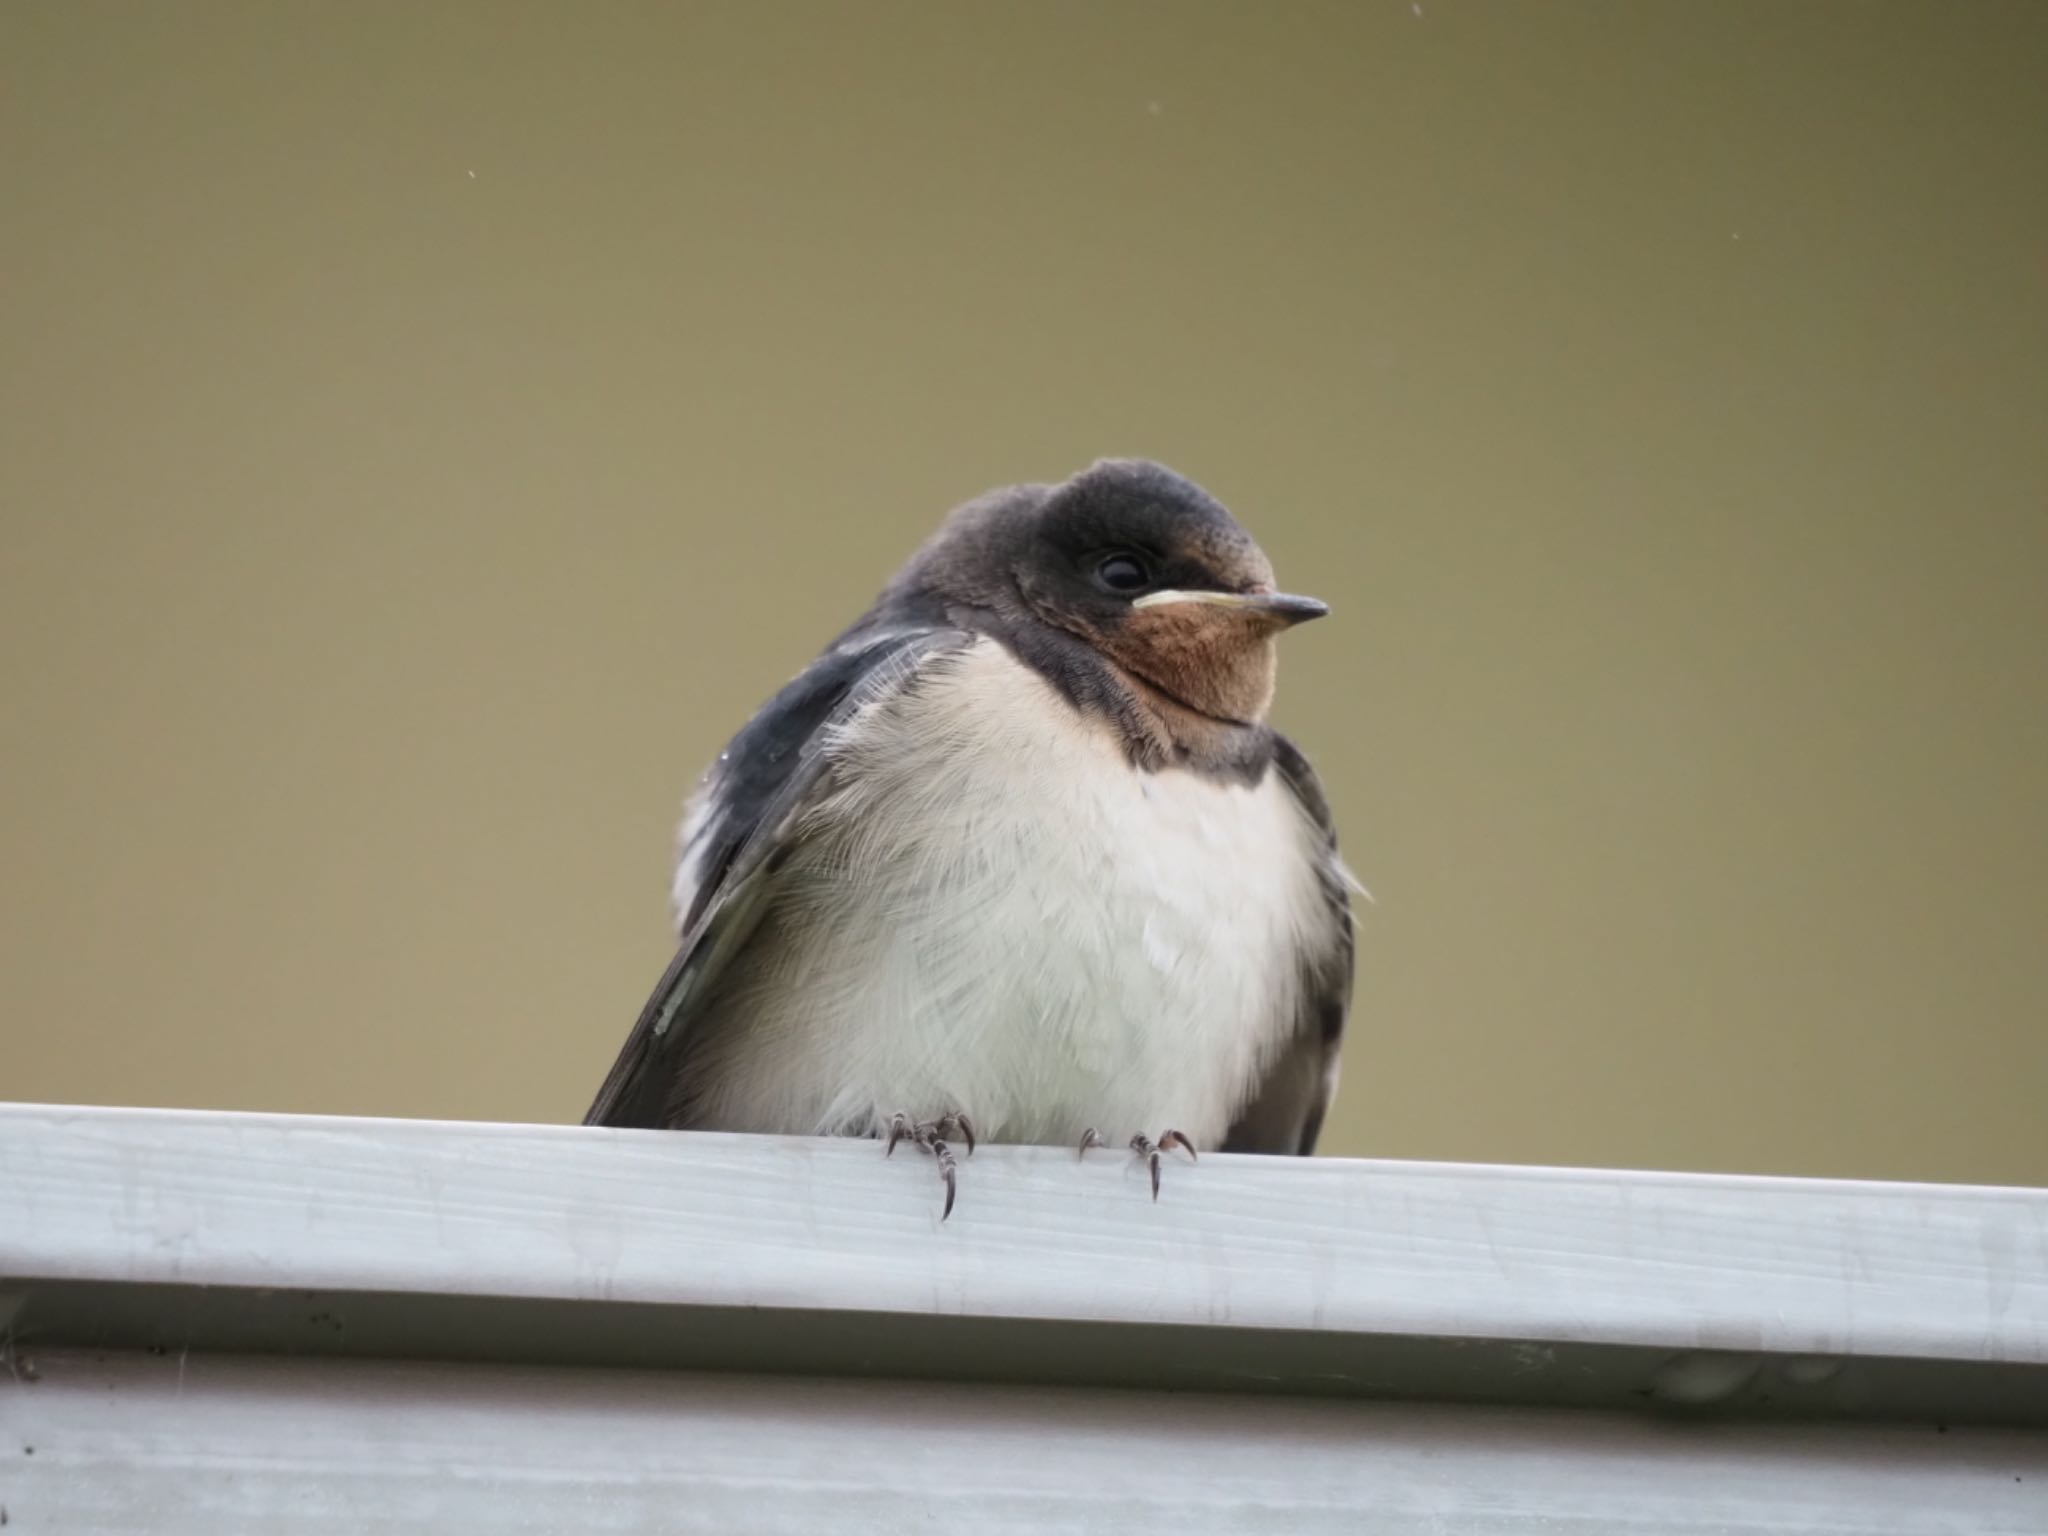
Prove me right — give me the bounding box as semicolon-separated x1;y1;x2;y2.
585;458;1354;1217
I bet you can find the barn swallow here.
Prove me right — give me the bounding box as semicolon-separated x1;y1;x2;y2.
586;459;1354;1218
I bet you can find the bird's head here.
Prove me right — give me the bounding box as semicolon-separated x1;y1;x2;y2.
910;459;1325;726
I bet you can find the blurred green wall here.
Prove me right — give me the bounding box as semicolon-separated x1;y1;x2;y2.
4;2;2044;1184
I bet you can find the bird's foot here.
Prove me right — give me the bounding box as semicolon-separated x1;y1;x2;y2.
1078;1127;1197;1199
885;1111;976;1220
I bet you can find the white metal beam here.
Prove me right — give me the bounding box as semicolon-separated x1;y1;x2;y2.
2;1102;2045;1533
5;1348;2045;1534
5;1103;2045;1362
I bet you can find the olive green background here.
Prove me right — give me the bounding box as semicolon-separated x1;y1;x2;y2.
4;2;2044;1184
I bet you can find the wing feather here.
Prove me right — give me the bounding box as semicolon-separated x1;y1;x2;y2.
1220;732;1355;1155
583;627;972;1128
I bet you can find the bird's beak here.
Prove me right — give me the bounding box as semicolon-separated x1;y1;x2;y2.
1130;588;1329;627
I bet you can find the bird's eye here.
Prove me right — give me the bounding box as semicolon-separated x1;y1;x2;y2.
1095;554;1150;593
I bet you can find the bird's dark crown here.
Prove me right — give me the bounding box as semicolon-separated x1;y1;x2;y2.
894;458;1276;617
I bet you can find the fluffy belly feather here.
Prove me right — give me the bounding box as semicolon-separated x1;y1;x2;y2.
682;640;1324;1147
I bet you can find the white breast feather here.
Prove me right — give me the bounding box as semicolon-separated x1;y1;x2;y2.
683;638;1331;1148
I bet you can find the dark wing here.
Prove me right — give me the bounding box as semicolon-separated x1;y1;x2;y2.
584;625;972;1129
1220;732;1355;1155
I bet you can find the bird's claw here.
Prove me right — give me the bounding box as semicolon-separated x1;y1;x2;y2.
885;1111;976;1220
1132;1130;1198;1199
1079;1127;1196;1199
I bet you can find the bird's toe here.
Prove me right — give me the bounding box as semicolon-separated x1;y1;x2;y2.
883;1110;975;1220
